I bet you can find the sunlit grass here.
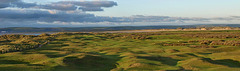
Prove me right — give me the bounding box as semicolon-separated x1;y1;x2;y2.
0;30;239;71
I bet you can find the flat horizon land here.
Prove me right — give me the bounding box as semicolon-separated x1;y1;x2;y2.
0;27;240;71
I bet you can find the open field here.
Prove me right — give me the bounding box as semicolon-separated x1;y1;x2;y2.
0;30;240;71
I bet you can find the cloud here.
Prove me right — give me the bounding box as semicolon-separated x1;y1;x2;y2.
0;8;97;22
0;0;36;9
0;0;20;3
0;0;117;11
79;7;103;11
11;1;37;8
36;1;117;11
0;0;239;27
0;3;9;8
0;0;18;8
61;1;118;7
0;8;239;27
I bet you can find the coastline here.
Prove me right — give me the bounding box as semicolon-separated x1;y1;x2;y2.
0;27;239;35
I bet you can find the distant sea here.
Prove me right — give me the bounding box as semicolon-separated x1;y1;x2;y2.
0;32;57;35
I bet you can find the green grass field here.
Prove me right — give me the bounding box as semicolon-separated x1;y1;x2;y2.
0;30;240;71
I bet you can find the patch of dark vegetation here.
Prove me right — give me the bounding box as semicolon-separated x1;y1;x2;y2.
203;58;240;67
45;54;66;58
0;60;29;64
175;53;200;58
133;51;147;54
197;53;212;55
137;56;179;66
61;54;120;71
0;60;44;66
169;66;193;71
175;54;188;57
185;53;200;57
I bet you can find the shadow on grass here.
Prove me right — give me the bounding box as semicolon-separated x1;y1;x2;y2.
0;57;5;59
53;53;121;71
21;42;70;58
39;52;67;58
203;58;240;68
75;36;95;41
197;53;212;55
186;53;200;57
165;66;193;71
137;56;179;66
0;60;43;66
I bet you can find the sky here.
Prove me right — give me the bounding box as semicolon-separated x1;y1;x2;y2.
92;0;240;17
0;0;240;27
